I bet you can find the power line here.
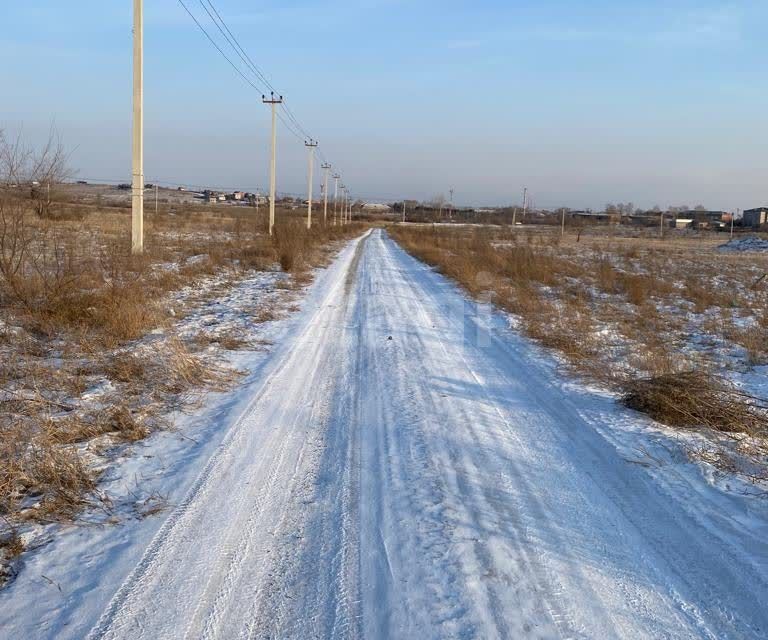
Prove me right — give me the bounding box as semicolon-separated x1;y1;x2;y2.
176;0;263;92
182;0;320;151
177;0;349;200
196;0;268;93
202;0;277;93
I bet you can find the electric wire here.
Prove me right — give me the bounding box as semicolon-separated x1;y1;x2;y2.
177;0;350;195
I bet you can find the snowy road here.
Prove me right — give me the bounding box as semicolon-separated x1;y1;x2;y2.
5;229;768;639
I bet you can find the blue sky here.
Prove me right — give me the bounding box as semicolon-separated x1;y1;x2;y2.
2;1;767;209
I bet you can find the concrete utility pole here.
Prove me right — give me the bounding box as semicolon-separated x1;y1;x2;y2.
304;139;318;230
561;208;566;237
340;185;346;225
449;188;454;219
402;200;406;223
659;210;665;238
321;163;331;226
132;0;144;254
155;183;158;215
512;206;517;227
262;92;283;236
332;173;340;225
522;187;528;220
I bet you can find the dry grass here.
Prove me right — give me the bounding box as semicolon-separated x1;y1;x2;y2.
391;224;768;479
623;372;767;435
0;185;367;547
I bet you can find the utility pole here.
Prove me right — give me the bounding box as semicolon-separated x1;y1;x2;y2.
321;163;331;226
155;183;158;215
561;208;566;237
304;139;318;230
262;92;283;236
732;209;738;239
402;200;406;223
522;187;528;220
449;188;454;219
332;173;340;225
512;206;517;227
659;210;664;238
132;0;144;254
340;185;346;225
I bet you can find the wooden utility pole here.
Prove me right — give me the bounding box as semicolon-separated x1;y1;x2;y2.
132;0;144;254
304;139;318;230
262;92;283;236
321;163;331;226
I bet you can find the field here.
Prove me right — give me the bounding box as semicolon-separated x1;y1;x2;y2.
0;181;364;577
390;223;768;485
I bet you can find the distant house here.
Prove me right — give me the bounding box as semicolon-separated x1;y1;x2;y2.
362;203;392;213
689;210;727;230
743;207;768;228
571;211;616;224
673;218;694;229
231;191;245;201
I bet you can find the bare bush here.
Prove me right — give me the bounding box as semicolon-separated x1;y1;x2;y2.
623;372;768;436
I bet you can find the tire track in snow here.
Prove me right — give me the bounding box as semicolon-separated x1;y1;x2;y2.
86;235;368;640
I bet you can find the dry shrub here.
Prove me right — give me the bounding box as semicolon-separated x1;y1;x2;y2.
102;405;150;442
623;371;767;435
0;193;367;536
0;530;24;559
618;273;653;305
105;351;148;384
728;326;768;366
0;427;96;521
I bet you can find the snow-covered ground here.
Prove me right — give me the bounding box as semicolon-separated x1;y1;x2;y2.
719;235;768;252
1;229;767;639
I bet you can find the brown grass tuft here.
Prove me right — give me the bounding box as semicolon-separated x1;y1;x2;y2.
623;371;767;435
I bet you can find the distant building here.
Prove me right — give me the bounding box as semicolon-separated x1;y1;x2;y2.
362;203;392;212
673;218;694;229
743;207;768;228
571;211;617;224
689;210;727;230
231;191;245;201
